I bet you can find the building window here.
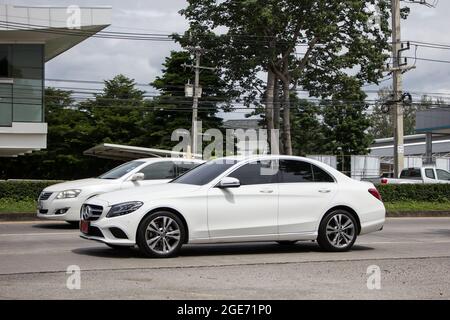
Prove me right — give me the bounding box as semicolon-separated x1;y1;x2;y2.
0;44;44;124
0;45;11;78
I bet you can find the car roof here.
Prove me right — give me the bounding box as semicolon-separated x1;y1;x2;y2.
133;158;205;163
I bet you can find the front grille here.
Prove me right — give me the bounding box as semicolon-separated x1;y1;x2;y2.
39;192;52;200
80;204;103;221
39;209;48;214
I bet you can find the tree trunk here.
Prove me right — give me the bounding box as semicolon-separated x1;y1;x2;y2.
282;80;293;155
265;70;275;133
273;76;280;130
273;75;282;154
265;70;275;154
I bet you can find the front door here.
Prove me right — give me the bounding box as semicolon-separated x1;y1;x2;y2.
207;160;279;241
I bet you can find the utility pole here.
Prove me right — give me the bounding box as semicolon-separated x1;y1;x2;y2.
183;47;215;156
389;0;436;177
391;0;404;178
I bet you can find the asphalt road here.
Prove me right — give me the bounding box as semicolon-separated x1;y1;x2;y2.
0;218;449;299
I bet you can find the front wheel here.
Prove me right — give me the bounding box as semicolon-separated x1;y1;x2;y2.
317;210;358;252
136;211;185;258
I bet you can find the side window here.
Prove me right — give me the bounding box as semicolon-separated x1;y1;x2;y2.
425;169;436;180
436;169;450;181
312;165;335;182
175;162;200;176
279;160;313;183
228;160;278;185
138;161;176;180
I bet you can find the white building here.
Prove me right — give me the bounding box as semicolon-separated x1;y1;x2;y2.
0;4;111;157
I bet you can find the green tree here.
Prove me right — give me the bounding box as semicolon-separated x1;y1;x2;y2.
135;51;226;151
291;98;324;156
180;0;393;154
80;74;147;146
320;77;372;172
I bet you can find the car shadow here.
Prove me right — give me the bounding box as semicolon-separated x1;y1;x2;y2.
71;242;374;259
32;222;78;230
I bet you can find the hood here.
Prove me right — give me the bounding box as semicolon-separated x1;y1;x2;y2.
44;178;117;192
91;183;202;206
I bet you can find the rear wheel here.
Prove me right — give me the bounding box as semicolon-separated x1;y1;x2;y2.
136;211;185;258
317;210;357;252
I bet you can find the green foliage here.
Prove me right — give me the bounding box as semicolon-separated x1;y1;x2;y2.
379;184;450;203
135;51;225;150
0;198;37;213
0;180;63;201
291;98;324;156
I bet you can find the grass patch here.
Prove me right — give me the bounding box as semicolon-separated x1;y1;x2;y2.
385;201;450;212
0;198;36;213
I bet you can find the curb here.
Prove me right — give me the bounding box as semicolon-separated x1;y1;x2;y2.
0;211;450;222
0;212;40;221
386;211;450;217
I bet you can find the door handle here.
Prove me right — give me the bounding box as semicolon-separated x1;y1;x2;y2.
259;189;274;194
318;189;331;193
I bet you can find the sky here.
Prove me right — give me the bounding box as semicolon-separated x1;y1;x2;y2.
3;0;450;118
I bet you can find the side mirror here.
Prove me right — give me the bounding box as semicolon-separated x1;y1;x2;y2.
130;172;145;182
217;177;240;188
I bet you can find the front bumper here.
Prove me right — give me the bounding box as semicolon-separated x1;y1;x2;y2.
37;195;83;222
79;200;142;246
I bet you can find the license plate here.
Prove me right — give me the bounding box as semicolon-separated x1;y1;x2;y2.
80;220;90;234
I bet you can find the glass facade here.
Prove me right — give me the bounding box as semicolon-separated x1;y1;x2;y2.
0;44;44;126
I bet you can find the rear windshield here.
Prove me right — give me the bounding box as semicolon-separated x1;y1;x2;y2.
399;169;421;179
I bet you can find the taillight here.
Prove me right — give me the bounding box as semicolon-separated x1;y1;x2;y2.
380;178;388;184
369;188;382;201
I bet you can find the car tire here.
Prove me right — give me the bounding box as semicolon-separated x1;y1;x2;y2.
136;211;185;258
317;209;358;252
67;221;79;228
277;241;297;245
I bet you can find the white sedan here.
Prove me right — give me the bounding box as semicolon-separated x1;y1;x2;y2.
37;158;203;224
80;155;385;256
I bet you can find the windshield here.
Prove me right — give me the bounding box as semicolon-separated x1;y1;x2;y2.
171;159;238;185
98;161;145;179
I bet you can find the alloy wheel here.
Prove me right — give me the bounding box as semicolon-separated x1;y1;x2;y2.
145;216;181;255
325;213;356;249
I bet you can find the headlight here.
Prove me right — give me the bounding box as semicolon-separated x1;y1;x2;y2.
107;201;143;218
56;189;81;199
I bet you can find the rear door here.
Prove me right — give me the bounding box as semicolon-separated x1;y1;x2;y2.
277;160;337;234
